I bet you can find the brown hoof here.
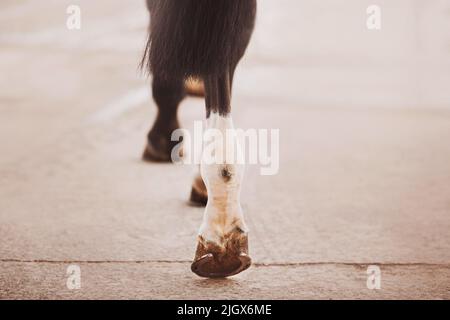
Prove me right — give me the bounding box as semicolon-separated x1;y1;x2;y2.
189;175;208;206
142;143;172;162
191;232;251;278
142;141;183;163
185;78;205;97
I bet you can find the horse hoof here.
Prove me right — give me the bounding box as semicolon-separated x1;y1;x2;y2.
142;143;172;162
142;139;183;163
191;233;251;278
191;252;251;278
189;175;208;207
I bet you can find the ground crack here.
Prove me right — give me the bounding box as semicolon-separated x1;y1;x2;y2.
1;259;449;268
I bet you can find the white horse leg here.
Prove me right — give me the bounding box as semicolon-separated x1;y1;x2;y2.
191;111;251;278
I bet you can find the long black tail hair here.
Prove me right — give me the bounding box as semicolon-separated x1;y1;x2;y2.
142;0;257;80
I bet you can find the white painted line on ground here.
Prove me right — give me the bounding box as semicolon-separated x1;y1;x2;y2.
86;86;150;124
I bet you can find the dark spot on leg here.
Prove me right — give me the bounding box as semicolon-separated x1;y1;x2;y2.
221;167;232;182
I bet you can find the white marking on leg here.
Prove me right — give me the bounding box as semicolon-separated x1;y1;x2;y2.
199;112;248;246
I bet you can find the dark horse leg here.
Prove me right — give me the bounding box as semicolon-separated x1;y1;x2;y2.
142;75;185;162
142;0;256;278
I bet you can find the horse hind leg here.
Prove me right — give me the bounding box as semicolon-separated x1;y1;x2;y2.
191;72;251;278
142;75;186;162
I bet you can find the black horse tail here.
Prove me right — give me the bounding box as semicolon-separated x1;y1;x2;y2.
142;0;257;80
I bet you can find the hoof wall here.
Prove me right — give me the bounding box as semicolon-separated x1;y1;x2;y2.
142;142;183;163
191;252;251;278
189;175;208;207
189;187;208;207
191;233;251;278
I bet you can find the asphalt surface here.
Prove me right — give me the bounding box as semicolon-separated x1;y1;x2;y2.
1;0;450;299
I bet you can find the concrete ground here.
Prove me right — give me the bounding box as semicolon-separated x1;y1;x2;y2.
1;0;450;299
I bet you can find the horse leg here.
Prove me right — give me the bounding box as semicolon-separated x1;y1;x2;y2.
189;63;238;206
143;75;186;162
191;71;251;278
